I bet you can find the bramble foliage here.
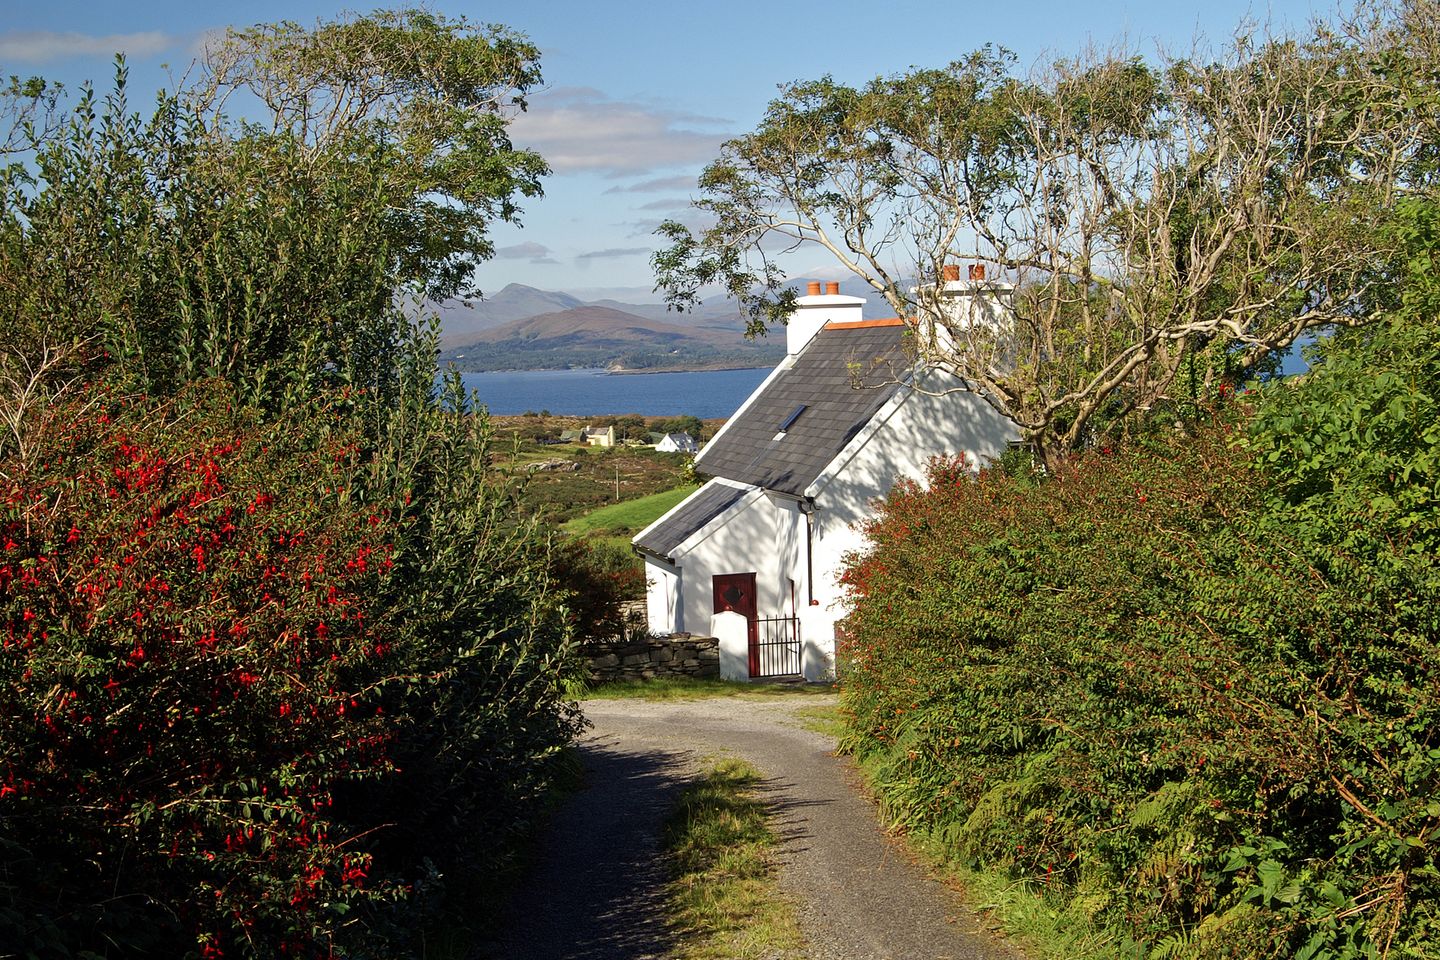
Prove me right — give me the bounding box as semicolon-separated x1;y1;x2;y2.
551;535;647;642
839;286;1440;958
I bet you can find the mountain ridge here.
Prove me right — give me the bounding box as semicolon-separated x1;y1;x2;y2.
433;279;882;371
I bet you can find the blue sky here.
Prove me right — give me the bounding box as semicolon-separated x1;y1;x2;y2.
4;0;1327;301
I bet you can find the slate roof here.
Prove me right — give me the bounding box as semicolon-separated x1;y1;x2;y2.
694;319;913;496
633;481;750;560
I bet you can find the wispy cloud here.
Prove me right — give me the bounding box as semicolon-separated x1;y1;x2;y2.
635;197;692;211
575;246;650;262
510;87;730;176
604;175;697;195
493;241;553;261
627;212;716;239
0;30;175;64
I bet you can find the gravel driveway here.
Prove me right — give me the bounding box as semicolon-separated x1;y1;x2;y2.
477;694;1023;960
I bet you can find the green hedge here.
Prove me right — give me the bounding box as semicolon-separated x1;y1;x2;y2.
839;311;1440;956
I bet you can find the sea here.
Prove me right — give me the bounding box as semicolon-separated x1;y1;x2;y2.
454;367;771;419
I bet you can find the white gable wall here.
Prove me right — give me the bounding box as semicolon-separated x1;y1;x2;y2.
800;369;1019;665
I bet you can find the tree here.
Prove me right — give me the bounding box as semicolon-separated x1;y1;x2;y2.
195;9;548;301
0;13;585;955
0;9;549;439
654;4;1437;464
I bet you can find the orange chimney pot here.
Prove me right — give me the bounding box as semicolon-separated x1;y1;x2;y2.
942;264;961;282
969;263;986;281
825;281;840;295
806;281;822;296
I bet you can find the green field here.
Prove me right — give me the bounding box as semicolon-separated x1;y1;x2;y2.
563;485;693;537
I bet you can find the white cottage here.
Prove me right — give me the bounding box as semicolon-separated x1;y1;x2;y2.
655;432;699;454
633;271;1018;681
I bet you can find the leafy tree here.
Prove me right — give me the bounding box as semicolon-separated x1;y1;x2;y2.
654;5;1436;465
0;12;586;957
835;197;1440;958
196;9;548;301
1;8;548;438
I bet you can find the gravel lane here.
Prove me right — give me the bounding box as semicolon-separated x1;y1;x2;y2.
477;695;1022;960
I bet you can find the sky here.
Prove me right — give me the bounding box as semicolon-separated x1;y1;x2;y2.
3;0;1330;302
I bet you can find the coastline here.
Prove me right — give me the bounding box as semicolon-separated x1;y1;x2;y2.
445;363;774;376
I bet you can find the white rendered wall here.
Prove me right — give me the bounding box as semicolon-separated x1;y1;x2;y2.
672;493;796;636
644;561;679;635
802;370;1019;664
661;370;1016;681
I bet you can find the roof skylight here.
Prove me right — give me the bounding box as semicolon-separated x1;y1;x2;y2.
778;403;807;432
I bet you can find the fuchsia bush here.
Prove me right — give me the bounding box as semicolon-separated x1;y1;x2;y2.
1;383;406;956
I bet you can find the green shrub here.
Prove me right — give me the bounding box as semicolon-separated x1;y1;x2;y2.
550;535;646;642
0;378;585;958
839;365;1440;958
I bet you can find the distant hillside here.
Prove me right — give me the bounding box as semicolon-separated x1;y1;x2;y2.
440;305;785;372
432;278;885;369
432;284;585;346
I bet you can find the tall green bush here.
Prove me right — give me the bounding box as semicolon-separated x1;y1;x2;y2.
0;13;585;956
840;312;1440;959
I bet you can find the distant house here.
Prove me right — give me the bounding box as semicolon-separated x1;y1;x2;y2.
581;425;615;448
633;271;1018;681
655;432;700;454
559;428;583;443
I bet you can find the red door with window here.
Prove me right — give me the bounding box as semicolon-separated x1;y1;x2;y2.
712;573;759;676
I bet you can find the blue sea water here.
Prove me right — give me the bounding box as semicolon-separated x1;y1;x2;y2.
454;367;771;419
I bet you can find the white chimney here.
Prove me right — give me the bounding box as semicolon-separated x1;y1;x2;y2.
788;281;865;355
913;264;1013;362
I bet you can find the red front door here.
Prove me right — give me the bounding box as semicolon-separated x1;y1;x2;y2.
712;573;760;675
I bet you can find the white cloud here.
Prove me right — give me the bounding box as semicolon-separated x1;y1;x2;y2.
509;87;731;176
494;241;553;260
635;197;693;212
0;30;175;64
575;246;650;262
604;175;697;195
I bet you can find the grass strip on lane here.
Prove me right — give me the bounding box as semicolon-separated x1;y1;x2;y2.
662;758;804;960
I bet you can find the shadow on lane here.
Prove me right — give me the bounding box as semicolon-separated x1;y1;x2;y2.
477;737;841;960
476;738;691;960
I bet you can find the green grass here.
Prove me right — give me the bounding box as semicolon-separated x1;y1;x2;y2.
585;677;836;700
905;830;1129;959
792;703;846;739
563;485;693;536
663;758;804;959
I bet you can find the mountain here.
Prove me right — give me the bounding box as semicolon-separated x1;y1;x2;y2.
439;305;786;372
433;284;585;346
432;278;886;370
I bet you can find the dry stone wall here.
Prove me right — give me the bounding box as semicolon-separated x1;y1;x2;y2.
584;635;720;684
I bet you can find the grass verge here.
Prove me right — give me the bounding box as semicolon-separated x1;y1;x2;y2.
663;758;804;959
586;677;836;700
848;748;1124;960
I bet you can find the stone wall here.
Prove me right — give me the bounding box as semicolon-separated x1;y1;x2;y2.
584;634;719;684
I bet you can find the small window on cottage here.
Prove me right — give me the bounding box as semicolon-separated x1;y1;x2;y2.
778;404;807;432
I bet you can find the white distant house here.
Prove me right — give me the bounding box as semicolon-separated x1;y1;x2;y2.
655;432;700;454
632;269;1018;682
581;424;615;448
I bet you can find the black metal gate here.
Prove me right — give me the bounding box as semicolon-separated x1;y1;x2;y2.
750;616;802;678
